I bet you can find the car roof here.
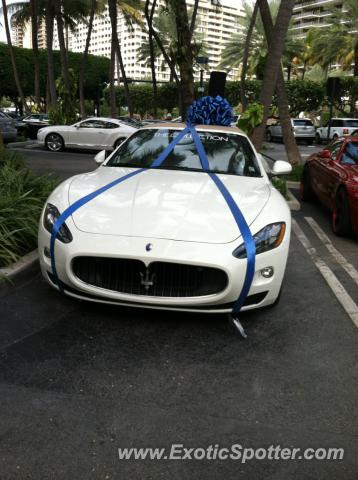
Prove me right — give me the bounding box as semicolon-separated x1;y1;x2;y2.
85;117;123;122
331;118;357;120
141;122;247;136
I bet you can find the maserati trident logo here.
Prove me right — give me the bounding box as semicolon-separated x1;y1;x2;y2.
146;243;153;252
140;268;156;291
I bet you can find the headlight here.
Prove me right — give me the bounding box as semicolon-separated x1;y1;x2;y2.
43;203;73;243
233;222;286;259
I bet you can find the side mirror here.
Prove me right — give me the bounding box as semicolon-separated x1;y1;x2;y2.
94;149;106;164
271;160;292;176
318;149;331;159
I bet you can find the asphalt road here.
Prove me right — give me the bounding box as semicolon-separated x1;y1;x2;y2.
0;145;357;479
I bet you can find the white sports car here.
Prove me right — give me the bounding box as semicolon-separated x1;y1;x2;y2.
37;117;137;152
38;123;292;315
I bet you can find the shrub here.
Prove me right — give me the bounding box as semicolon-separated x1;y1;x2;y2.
0;149;56;268
271;177;288;199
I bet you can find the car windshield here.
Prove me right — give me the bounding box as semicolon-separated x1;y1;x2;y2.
293;120;313;126
343;120;358;128
119;117;143;128
106;129;261;177
341;142;358;165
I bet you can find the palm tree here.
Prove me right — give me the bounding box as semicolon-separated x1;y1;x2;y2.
79;0;106;118
9;0;43;107
139;4;205;79
144;0;157;117
54;0;90;106
1;0;29;113
167;0;194;120
45;0;57;109
108;0;143;118
251;0;296;150
240;1;259;110
306;0;358;77
258;0;301;165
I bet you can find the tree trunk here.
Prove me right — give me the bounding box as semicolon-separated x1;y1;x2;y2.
116;46;133;117
45;1;57;109
169;0;195;120
354;43;358;77
109;38;117;118
276;74;301;165
30;0;41;109
240;0;259;111
79;0;96;119
189;0;199;40
54;0;70;94
287;63;292;81
251;0;296;150
1;0;29;113
108;0;133;117
258;0;301;165
145;0;158;117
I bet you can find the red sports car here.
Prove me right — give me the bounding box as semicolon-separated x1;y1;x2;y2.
300;136;358;236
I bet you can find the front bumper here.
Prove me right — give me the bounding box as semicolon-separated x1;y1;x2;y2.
38;217;291;314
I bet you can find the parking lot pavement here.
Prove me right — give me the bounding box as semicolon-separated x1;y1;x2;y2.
0;193;357;479
12;146;97;181
263;141;322;163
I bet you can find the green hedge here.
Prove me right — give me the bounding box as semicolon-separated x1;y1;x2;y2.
0;42;110;102
107;78;357;117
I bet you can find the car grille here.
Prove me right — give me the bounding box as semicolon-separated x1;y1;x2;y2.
72;256;228;297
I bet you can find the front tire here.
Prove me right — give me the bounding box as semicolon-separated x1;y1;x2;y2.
315;133;321;145
45;133;64;152
332;188;351;236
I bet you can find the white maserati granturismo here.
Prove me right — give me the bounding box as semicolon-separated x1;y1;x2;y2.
37;117;137;152
38;123;292;314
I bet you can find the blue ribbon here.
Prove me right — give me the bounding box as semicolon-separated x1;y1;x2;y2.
187;125;256;316
50;124;255;317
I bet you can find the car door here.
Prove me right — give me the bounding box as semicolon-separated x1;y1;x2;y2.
101;121;123;149
311;141;344;207
67;119;107;149
330;119;343;139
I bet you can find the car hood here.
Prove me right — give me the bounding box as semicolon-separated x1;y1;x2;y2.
39;125;68;131
68;167;270;244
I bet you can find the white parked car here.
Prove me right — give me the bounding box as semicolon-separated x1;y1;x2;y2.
266;118;316;144
37;117;137;152
38;123;291;315
315;118;358;144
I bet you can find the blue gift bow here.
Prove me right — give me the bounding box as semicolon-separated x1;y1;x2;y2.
50;124;255;317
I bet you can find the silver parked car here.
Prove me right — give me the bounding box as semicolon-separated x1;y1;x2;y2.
0;111;17;142
266;118;316;144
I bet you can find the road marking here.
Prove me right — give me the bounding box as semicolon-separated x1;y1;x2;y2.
304;217;358;285
292;219;358;328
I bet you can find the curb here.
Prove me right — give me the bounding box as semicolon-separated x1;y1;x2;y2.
6;140;36;148
287;180;300;189
287;189;300;211
0;250;39;285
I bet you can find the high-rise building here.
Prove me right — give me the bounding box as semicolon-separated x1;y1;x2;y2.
52;0;243;81
12;20;47;49
291;0;343;38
